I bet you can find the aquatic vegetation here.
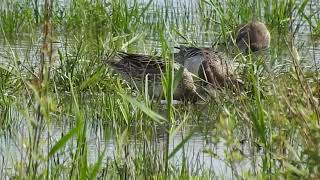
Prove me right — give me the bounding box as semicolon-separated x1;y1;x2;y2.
0;0;320;179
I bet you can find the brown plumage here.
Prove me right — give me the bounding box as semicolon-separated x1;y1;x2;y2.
175;46;243;89
106;52;199;101
234;21;271;53
173;21;270;90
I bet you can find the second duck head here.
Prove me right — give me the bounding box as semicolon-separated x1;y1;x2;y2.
234;21;271;54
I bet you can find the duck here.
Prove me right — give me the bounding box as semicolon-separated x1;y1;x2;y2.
174;46;243;89
173;21;270;88
106;52;199;101
106;21;270;100
233;21;271;54
107;49;243;100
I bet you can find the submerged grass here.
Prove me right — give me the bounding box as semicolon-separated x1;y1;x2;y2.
0;0;320;179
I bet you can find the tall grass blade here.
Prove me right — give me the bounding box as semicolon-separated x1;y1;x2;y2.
48;127;78;157
168;128;197;159
120;93;166;123
172;66;184;93
89;147;107;179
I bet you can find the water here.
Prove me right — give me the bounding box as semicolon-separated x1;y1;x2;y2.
0;112;261;178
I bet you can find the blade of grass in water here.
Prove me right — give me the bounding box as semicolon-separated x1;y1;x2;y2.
168;127;198;159
48;127;78;157
119;93;166;123
89;147;107;179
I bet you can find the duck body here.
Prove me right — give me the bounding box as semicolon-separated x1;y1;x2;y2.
107;52;198;101
175;46;242;88
173;21;270;88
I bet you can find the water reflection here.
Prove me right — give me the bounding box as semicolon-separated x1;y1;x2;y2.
0;114;262;178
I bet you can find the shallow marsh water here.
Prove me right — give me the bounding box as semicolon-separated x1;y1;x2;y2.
0;0;320;179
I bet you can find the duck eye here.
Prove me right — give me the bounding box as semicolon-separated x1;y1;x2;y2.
250;45;259;52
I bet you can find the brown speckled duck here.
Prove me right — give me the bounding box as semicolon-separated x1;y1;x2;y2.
174;21;270;89
175;46;243;89
106;52;199;101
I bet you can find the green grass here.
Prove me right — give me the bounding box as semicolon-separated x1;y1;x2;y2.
0;0;320;179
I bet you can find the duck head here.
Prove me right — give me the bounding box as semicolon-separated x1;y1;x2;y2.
234;21;271;54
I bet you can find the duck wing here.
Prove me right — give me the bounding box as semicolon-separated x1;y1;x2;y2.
107;52;166;78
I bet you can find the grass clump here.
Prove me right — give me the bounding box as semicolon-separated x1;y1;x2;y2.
0;0;320;179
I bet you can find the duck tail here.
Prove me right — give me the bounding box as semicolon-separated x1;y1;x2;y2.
105;51;128;65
